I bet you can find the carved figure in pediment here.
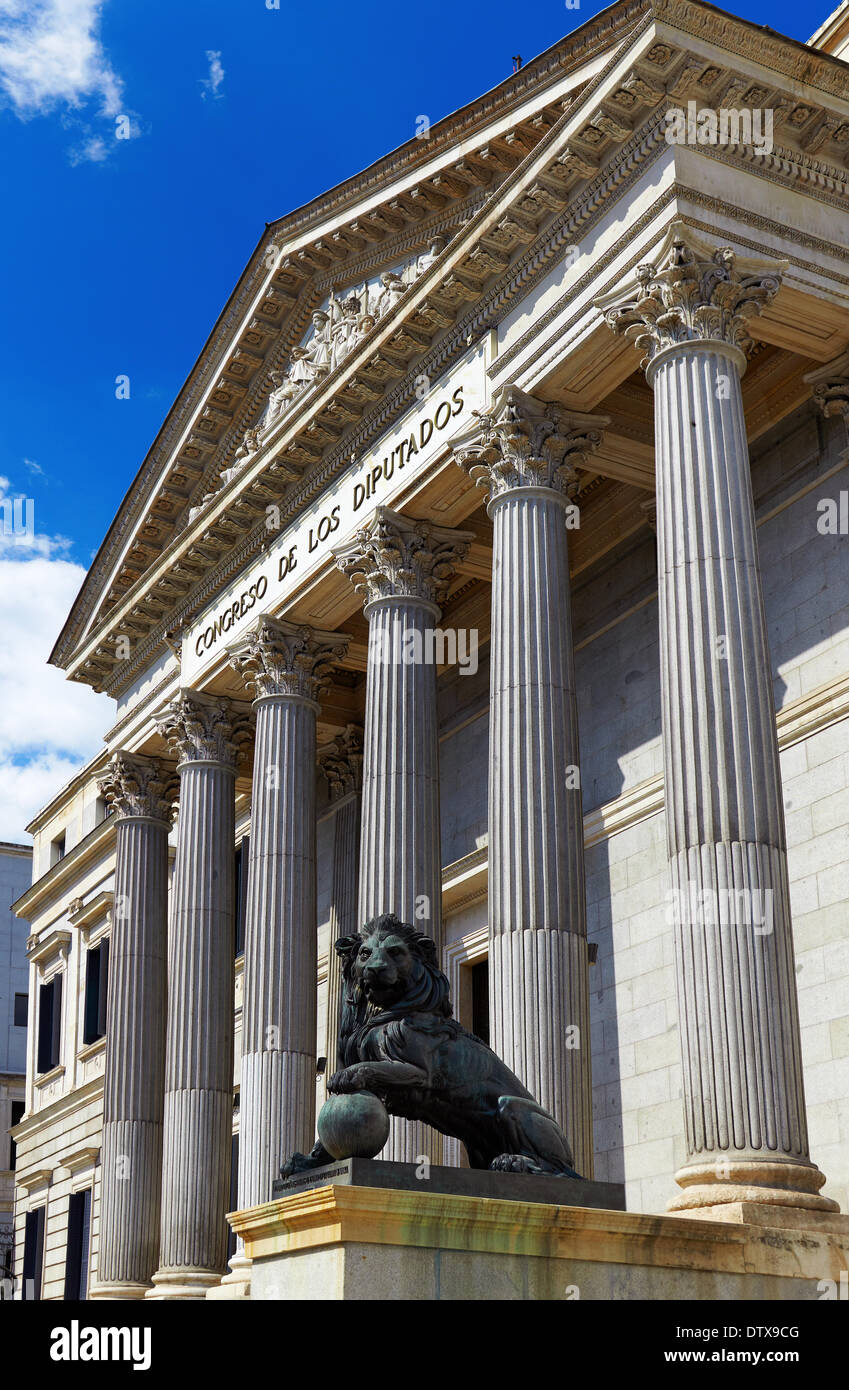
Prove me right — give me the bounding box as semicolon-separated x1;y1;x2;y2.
375;271;406;319
415;236;446;278
308;310;332;376
265;369;298;428
331;296;363;368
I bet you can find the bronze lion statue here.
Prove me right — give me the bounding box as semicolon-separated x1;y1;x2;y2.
282;912;582;1178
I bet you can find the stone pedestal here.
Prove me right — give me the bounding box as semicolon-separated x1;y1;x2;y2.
92;753;175;1299
147;692;248;1300
452;390;607;1178
335;507;472;1164
602;223;836;1215
231;1185;849;1301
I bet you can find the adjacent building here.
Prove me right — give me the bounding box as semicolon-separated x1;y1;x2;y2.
1;842;32;1287
11;0;849;1299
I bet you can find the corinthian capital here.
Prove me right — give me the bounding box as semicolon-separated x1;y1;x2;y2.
334;507;473;608
450;385;607;503
804;350;849;421
96;752;177;823
318;724;364;801
155;691;250;769
227;617;350;702
598;222;786;366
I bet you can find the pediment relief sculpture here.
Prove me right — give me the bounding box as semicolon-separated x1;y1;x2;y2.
183;237;450;529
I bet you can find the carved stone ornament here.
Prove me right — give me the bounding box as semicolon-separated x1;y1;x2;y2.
318;724;364;800
154;690;251;768
334;506;473;608
804;350;849;421
227;616;350;702
450;383;608;502
95;751;177;823
598;221;786;367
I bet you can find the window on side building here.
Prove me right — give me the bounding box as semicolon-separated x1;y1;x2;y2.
63;1189;92;1300
36;975;63;1074
83;939;109;1045
9;1100;25;1169
13;993;27;1027
22;1205;45;1300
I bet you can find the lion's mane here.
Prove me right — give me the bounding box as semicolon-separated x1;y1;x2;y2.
335;913;454;1068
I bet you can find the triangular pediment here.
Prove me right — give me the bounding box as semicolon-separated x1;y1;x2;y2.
53;0;849;697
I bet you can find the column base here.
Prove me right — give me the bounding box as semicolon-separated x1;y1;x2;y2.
89;1281;151;1300
668;1158;840;1215
145;1268;225;1301
206;1251;251;1299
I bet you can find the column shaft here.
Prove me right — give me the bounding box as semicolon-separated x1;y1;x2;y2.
159;761;235;1276
336;507;472;1164
489;489;592;1174
602;223;835;1211
240;694;318;1204
94;752;174;1298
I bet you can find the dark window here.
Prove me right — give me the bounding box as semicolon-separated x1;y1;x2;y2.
22;1206;45;1300
13;993;27;1028
95;796;111;825
471;960;489;1046
83;939;109;1045
64;1189;91;1300
50;833;66;866
37;975;62;1074
226;1130;239;1262
9;1100;24;1169
234;837;250;957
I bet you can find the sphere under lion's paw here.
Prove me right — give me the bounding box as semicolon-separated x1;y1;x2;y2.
317;1090;390;1159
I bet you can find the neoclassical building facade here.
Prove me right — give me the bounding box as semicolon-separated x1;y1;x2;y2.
12;0;849;1299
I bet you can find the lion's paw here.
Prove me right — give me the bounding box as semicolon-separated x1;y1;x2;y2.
328;1067;361;1094
490;1153;543;1174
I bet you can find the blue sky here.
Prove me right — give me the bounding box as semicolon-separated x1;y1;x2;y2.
0;0;828;839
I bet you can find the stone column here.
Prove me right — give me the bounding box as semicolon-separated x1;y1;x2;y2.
148;692;249;1299
452;390;607;1178
227;619;350;1209
603;223;836;1214
318;725;364;1079
92;752;175;1299
335;506;472;1163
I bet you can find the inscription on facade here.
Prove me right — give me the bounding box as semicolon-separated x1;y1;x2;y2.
184;341;489;679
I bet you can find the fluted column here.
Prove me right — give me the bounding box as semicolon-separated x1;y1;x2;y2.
91;753;175;1299
335;507;472;1162
452;391;606;1178
147;692;249;1300
318;726;364;1078
603;222;836;1214
228;619;349;1215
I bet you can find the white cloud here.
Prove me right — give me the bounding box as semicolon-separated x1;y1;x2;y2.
0;477;112;841
0;0;123;118
68;130;106;163
200;49;223;101
23;457;44;477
